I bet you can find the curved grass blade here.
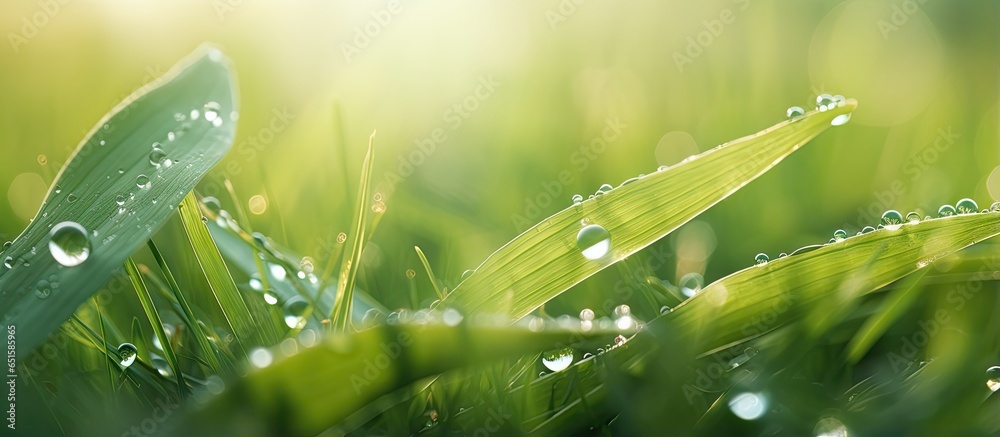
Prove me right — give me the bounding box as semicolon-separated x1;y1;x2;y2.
330;132;376;332
441;100;858;319
125;257;189;397
844;267;930;364
0;46;238;353
414;246;444;299
169;320;634;437
512;212;1000;434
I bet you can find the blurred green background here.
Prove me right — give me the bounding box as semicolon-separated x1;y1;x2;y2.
1;0;999;434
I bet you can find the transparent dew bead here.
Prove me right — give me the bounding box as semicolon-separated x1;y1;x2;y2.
905;212;920;223
754;253;769;265
880;210;903;230
576;224;611;260
659;305;671;315
786;106;805;119
48;221;91;267
833;229;848;242
118;343;138;367
987;366;1000;392
136;174;151;189
816;94;835;110
149;147;168;167
937;204;956;217
830;113;852;126
991;202;1000;212
571;194;583;205
579;308;595;321
613;304;630;318
861;226;875;234
595;184;613;195
955;198;979;214
541;348;574;372
202;102;222;122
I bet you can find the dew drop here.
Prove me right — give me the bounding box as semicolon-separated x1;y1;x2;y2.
48;222;91;266
833;229;848;242
955;198;978;214
991;202;1000;212
541;348;574;372
595;184;613;195
66;193;78;203
576;224;611;260
136;174;151;189
987;366;1000;392
263;290;279;305
659;305;671;315
814;417;848;437
905;211;920;223
149;147;167;167
203;102;221;122
151;355;172;377
248;273;263;291
786;106;805;119
34;279;52;299
613;304;630;318
830;113;852;126
283;296;309;328
579;308;595;321
571;194;583;205
880;210;903;230
249;348;273;368
861;226;875;234
729;392;767;420
754;253;769;265
816;94;834;111
118;343;137;367
937;204;956;217
115;195;126;206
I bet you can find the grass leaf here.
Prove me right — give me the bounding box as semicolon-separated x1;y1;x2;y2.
441;101;858;319
0;45;238;353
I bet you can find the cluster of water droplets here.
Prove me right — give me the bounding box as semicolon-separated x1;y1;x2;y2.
754;199;998;267
785;93;853;126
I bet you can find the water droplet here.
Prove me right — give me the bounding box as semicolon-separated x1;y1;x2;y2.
990;202;1000;212
2;256;11;269
880;210;903;230
833;229;848;242
442;308;463;326
937;204;956;217
99;140;106;146
541;348;574;372
728;391;767;420
337;232;348;243
579;308;595;321
190;109;201;120
136;174;151;189
861;226;875;234
613;304;630;318
203;102;221;122
34;279;52;299
955;198;978;214
595;184;613;195
905;211;920;223
249;348;273;368
283;296;309;328
814;417;848;437
151;355;172;377
263;290;279;305
659;305;671;315
248;273;263;291
118;343;137;367
299;257;315;274
149;147;168;167
754;253;769;265
830;113;852;126
115;195;126;207
786;106;805;119
577;224;611;260
986;366;1000;392
571;194;583;205
816;94;834;111
66;193;78;203
173;113;186;122
48;222;91;266
268;263;286;281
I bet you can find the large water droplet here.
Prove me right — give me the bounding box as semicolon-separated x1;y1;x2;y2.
48;221;91;266
830;113;852;126
786;106;805;119
577;224;611;260
118;343;137;367
250;347;273;368
991;202;1000;212
937;204;956;217
987;366;1000;392
905;211;920;223
861;226;875;234
955;198;978;214
541;348;574;372
151;355;172;377
136;174;151;189
263;290;279;305
880;210;903;230
754;253;769;265
149;147;168;167
579;308;595;321
728;391;767;420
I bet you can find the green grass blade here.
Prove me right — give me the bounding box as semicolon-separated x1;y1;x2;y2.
441;100;858;319
125;257;189;398
177;193;267;357
414;246;444;299
513;212;1000;434
330;132;377;332
844;267;930;364
147;239;222;374
0;45;238;353
170;320;633;437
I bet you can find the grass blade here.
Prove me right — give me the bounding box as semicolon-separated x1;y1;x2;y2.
843;267;930;364
125;257;189;398
441;101;858;319
178;193;268;357
330;131;377;332
414;246;444;299
0;45;238;353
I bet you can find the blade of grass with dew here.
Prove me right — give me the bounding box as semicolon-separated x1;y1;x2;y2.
0;45;238;354
125;257;189;398
330;132;376;332
414;246;444;299
147;239;222;374
512;211;1000;435
168;320;635;437
178;193;270;356
844;267;930;364
440;100;858;319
